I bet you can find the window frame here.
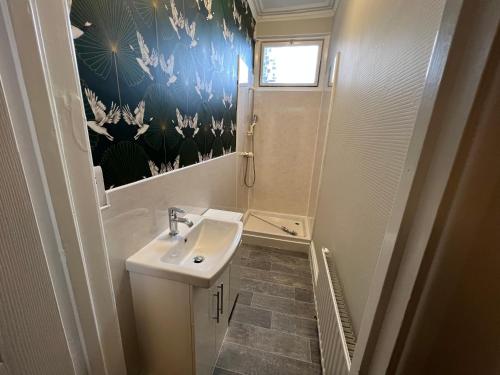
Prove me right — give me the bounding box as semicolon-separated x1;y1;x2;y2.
259;39;324;88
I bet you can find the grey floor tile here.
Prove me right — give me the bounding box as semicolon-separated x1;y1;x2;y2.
241;257;272;271
240;277;295;299
231;304;272;329
216;342;322;375
295;300;317;319
217;245;321;375
238;245;253;260
250;248;310;266
271;262;311;278
252;293;316;319
295;287;314;303
240;267;313;289
269;248;309;260
309;339;321;365
226;322;311;362
237;291;253;306
271;312;318;339
213;367;243;375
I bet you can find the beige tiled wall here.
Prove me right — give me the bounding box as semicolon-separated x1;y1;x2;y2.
307;89;332;226
250;90;323;216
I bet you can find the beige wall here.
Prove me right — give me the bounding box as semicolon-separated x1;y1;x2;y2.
236;80;254;211
248;27;331;220
256;16;333;37
250;90;322;216
308;89;332;224
312;0;446;333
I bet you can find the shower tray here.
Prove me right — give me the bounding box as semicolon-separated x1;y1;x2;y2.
242;209;311;253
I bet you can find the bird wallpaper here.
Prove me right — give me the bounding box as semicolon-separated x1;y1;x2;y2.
70;0;255;189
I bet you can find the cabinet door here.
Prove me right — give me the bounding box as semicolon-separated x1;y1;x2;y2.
229;244;242;314
215;268;230;352
192;286;217;375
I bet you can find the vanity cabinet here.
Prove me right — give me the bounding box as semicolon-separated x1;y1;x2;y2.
130;265;234;375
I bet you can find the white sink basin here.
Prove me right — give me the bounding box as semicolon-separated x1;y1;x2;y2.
126;214;243;287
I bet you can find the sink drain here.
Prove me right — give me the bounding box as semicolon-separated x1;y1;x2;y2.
193;255;205;264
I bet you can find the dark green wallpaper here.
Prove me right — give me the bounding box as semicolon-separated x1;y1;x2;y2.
70;0;255;188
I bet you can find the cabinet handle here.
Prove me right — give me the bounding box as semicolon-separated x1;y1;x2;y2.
218;284;224;315
213;292;220;323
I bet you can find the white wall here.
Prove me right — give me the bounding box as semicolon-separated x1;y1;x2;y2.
312;0;446;333
256;16;333;38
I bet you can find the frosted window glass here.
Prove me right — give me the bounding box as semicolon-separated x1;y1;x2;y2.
261;42;322;86
239;57;249;84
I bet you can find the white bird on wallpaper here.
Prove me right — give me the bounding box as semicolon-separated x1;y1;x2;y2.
222;88;233;109
194;0;213;19
211;42;224;70
195;72;214;101
122;101;150;140
175;109;199;138
242;0;249;14
72;25;84;39
222;19;234;45
71;21;92;39
169;0;185;39
136;32;158;80
185;20;198;47
233;1;242;30
148;161;169;176
84;88;120;141
171;156;180;171
159;54;178;86
211;116;224;136
198;150;213;162
204;0;214;20
230;120;236;136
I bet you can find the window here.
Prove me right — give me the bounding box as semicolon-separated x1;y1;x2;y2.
238;57;249;85
260;40;323;87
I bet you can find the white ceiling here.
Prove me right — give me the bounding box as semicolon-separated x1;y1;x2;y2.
248;0;336;20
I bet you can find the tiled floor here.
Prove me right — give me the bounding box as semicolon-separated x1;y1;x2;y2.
214;244;322;375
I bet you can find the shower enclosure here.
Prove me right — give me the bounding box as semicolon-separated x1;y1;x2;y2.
237;68;327;252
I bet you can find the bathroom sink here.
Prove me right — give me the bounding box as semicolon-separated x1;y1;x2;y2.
126;214;243;287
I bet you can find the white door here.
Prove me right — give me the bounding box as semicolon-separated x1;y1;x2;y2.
229;246;242;314
0;80;77;374
192;286;217;375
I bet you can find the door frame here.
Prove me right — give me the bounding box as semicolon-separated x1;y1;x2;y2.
2;0;127;374
4;0;498;374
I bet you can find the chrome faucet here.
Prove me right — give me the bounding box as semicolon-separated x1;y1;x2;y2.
168;207;194;236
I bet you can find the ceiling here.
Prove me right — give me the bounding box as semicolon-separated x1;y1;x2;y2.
248;0;336;20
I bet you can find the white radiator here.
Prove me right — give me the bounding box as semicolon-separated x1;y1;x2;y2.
311;244;355;375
